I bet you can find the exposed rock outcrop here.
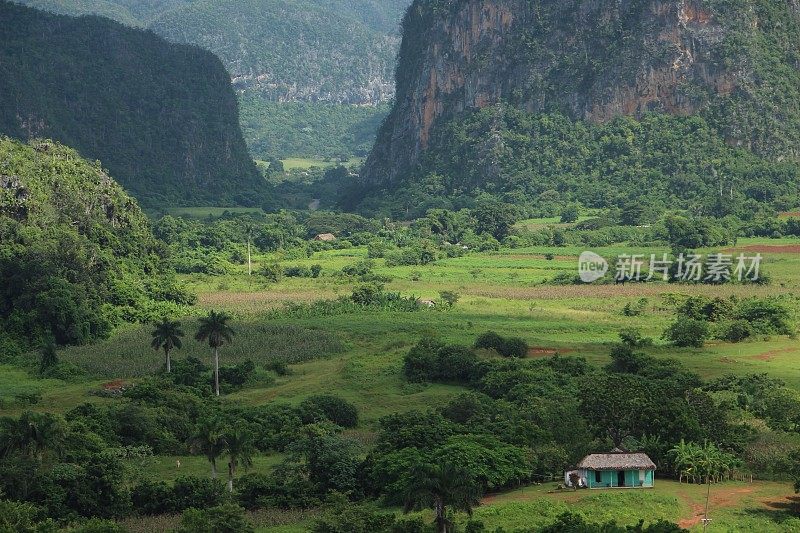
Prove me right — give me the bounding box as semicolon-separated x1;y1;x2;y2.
363;0;799;184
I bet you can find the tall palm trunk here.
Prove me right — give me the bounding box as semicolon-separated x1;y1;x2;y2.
214;346;220;396
211;457;217;479
434;497;447;533
164;346;171;373
228;460;235;492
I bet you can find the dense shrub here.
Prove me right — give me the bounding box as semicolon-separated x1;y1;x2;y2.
384;244;437;266
258;263;283;283
342;260;375;278
474;331;528;357
735;298;793;335
715;320;754;343
170;476;228;512
403;338;479;383
618;328;653;348
170;357;211;388
300;395;359;428
236;464;319;509
131;479;172;515
473;332;504;352
663;318;710;348
284;265;312;278
311;500;395;533
217;360;256;390
176;503;253;533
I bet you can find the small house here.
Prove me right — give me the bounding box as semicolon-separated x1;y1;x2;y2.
314;233;337;242
565;448;655;489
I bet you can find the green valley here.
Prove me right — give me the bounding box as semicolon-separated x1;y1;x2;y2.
4;0;800;532
14;0;411;161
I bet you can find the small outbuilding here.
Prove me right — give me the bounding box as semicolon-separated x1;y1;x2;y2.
565;448;655;489
314;233;337;242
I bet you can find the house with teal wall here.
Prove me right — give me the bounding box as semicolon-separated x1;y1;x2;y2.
565;448;656;489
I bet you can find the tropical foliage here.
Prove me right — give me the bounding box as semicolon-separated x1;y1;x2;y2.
0;138;194;349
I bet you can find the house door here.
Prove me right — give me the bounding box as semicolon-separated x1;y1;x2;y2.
617;471;626;487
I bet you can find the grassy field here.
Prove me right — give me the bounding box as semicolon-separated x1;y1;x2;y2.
279;157;363;170
22;236;800;416
3;230;800;531
472;480;800;532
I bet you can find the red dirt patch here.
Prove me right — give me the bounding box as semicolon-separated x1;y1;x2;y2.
749;347;798;362
528;347;573;357
678;502;705;529
724;244;800;254
502;254;576;261
102;379;126;391
779;211;800;218
677;486;754;529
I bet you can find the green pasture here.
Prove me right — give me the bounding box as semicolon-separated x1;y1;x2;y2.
471;480;798;532
3;235;800;531
279;157;363;170
26;237;800;420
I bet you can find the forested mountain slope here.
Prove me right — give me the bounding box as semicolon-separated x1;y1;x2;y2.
0;1;266;208
14;0;411;159
15;0;409;105
0;137;193;348
361;0;800;216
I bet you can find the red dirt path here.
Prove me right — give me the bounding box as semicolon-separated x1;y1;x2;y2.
749;347;799;361
527;347;573;357
677;487;754;529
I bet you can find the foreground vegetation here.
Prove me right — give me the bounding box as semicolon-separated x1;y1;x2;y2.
2;184;800;531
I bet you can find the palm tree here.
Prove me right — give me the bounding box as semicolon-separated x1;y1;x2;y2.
0;412;66;498
190;416;226;479
195;311;234;396
402;461;481;533
224;427;255;492
150;318;185;373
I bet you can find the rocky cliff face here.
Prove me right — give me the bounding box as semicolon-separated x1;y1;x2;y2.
364;0;800;184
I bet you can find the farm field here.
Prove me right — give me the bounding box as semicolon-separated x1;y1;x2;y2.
120;479;800;533
3;225;800;531
279;157;363;170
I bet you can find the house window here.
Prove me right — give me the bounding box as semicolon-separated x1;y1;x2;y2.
595;470;602;483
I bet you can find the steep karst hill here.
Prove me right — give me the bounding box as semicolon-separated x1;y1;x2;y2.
360;0;800;215
0;1;267;208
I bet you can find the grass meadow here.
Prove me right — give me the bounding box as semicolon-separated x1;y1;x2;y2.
3;227;800;531
278;157;363;170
